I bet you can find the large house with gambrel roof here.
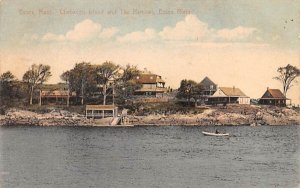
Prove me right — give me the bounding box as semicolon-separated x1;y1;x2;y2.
133;73;167;97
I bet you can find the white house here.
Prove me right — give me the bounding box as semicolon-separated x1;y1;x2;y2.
208;87;250;105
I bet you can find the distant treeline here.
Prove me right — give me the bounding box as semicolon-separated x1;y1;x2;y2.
0;62;299;109
0;61;141;108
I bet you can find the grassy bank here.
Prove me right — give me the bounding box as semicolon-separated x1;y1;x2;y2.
124;101;206;115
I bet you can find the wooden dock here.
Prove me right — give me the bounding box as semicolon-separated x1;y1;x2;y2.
92;124;134;127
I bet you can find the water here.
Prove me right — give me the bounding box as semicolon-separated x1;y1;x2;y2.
0;125;299;188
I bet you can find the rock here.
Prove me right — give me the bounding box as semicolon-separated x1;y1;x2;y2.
1;106;299;127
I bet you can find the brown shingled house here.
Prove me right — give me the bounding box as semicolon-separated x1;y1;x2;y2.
133;73;167;97
199;77;217;96
259;88;288;106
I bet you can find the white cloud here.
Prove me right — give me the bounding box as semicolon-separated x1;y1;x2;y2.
216;26;257;41
117;14;258;43
159;14;210;41
42;33;65;42
117;28;157;43
41;19;118;42
65;19;101;41
99;27;119;39
39;15;259;44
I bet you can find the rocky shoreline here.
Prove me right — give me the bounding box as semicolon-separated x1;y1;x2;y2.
0;105;299;127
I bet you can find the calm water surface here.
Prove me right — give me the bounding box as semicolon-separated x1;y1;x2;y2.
0;125;299;188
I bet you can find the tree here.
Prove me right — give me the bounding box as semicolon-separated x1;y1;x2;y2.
97;61;121;105
274;64;300;97
115;64;141;102
62;62;98;105
62;62;140;105
0;71;15;82
120;64;140;83
176;79;204;105
60;71;71;106
23;64;51;105
0;71;16;98
60;70;70;84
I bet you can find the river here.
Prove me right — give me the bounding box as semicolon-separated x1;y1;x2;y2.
0;125;299;188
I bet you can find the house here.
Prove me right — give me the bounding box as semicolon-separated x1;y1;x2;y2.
199;76;217;96
197;77;217;105
133;73;167;97
259;88;288;106
40;83;77;105
208;86;250;105
40;90;77;105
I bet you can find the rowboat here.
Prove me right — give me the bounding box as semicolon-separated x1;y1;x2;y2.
202;131;229;136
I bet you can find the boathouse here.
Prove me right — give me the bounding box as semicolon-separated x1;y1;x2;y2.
259;88;288;106
85;105;118;119
207;87;250;105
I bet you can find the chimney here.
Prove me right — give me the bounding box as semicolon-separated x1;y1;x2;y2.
143;68;147;73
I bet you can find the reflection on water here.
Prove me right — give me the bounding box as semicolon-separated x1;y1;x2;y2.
0;125;299;188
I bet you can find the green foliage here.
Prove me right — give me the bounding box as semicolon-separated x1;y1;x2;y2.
97;61;121;83
96;61;121;105
115;64;141;103
115;81;142;103
0;71;16;98
274;64;300;96
22;64;52;105
120;64;140;82
63;62;98;104
61;61;141;105
23;64;51;85
95;62;141;105
125;101;205;115
0;71;15;82
0;72;27;104
0;71;28;113
176;79;204;100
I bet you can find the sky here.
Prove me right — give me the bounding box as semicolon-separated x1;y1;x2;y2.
0;0;299;104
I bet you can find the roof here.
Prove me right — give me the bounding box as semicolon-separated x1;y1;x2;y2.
219;87;248;97
86;105;117;110
41;90;76;97
261;88;286;99
41;83;68;90
135;88;167;93
199;77;217;90
133;74;165;84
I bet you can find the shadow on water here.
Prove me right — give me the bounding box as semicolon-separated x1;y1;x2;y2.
0;125;299;188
